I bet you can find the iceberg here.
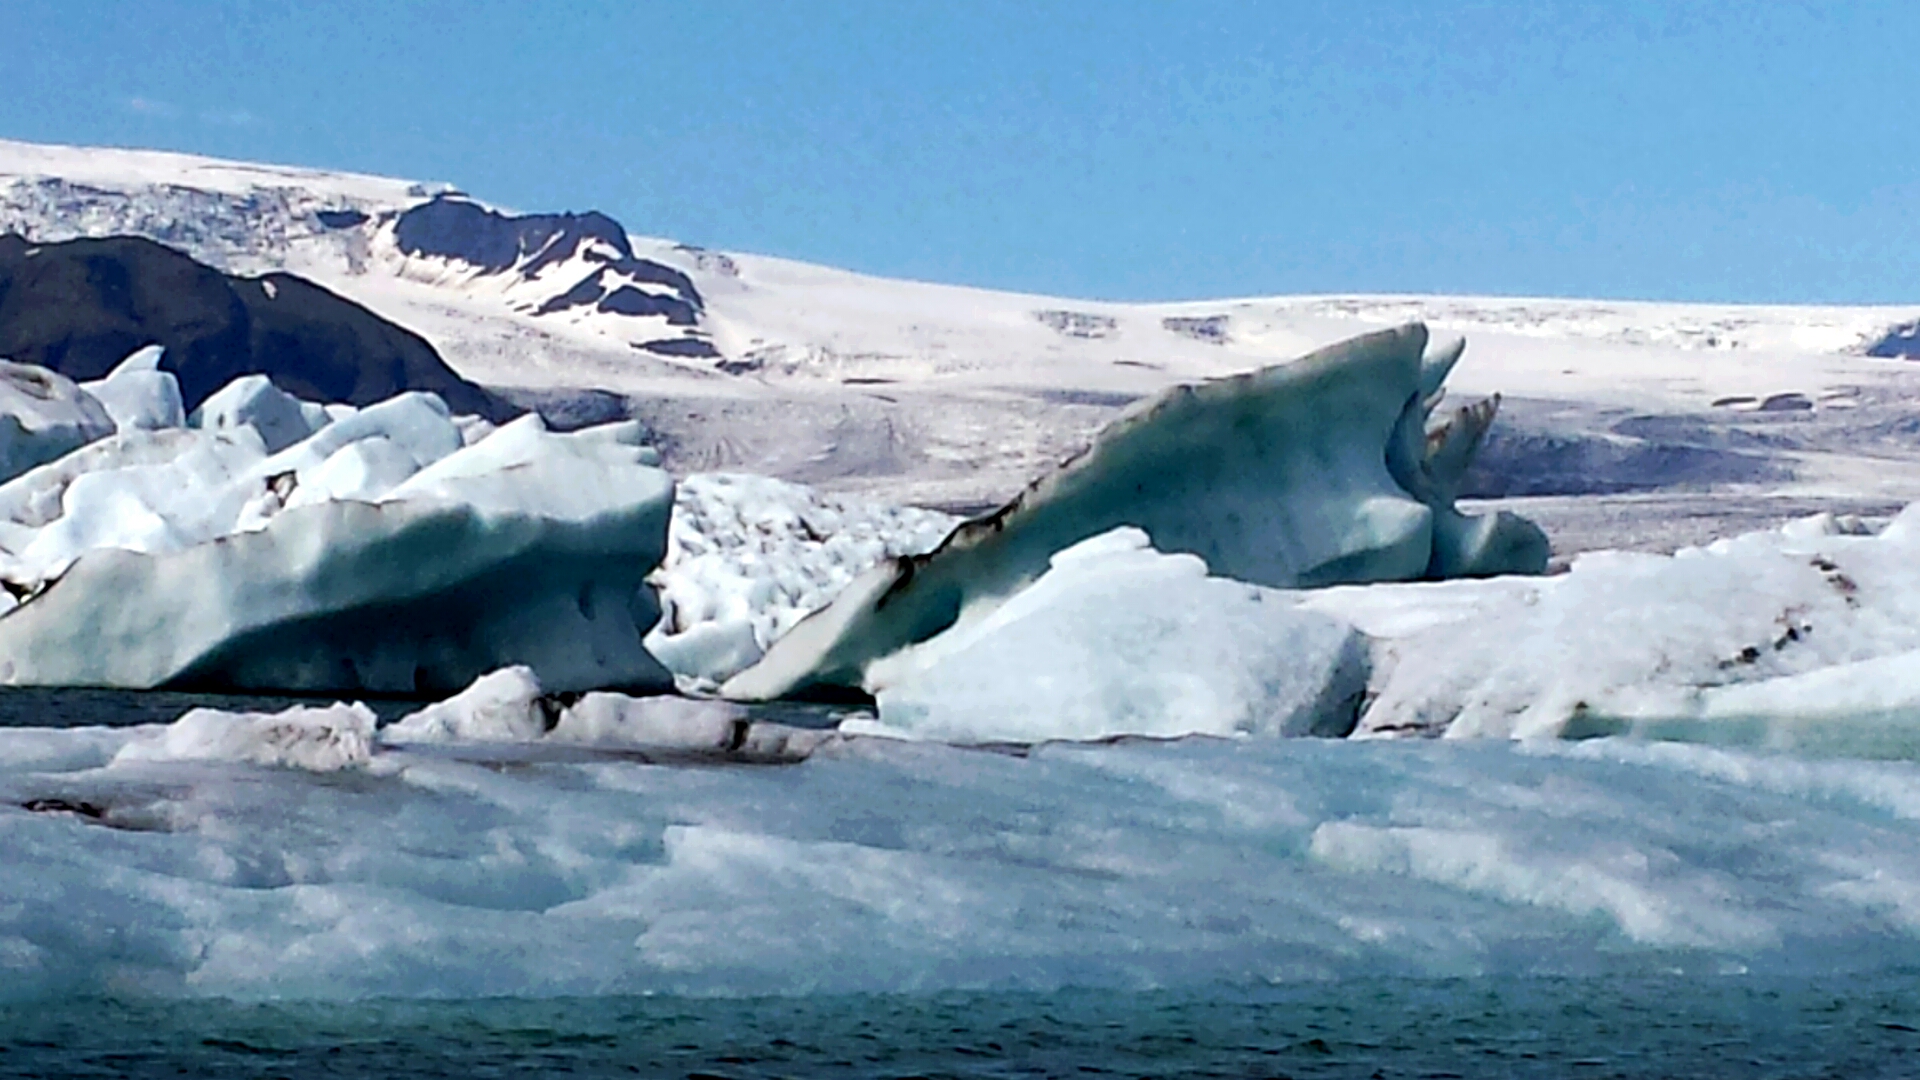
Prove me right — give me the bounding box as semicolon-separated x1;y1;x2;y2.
0;360;114;483
645;472;956;687
189;371;328;453
78;345;185;433
382;666;831;762
1300;508;1920;752
723;324;1546;701
0;358;676;694
856;528;1369;744
112;701;379;772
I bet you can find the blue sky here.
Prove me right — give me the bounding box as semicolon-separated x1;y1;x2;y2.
4;1;1916;303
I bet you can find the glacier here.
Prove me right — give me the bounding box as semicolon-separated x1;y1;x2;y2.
14;133;1920;1079
20;141;1920;1070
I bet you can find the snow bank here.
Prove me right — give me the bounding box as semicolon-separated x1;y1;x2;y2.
723;324;1547;701
645;473;955;686
10;729;1920;999
856;528;1368;744
1304;508;1920;750
0;351;675;693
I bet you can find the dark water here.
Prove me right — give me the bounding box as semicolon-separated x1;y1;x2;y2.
4;977;1919;1079
0;687;420;728
0;687;860;731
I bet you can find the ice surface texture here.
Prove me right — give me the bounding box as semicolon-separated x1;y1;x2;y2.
0;352;674;694
724;323;1547;700
10;726;1920;999
383;666;830;761
861;528;1370;743
76;344;183;434
1306;507;1920;749
645;472;956;688
0;360;115;483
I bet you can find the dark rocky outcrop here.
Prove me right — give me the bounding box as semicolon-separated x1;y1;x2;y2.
1866;321;1920;359
0;233;511;418
315;209;369;230
636;337;721;359
391;196;704;327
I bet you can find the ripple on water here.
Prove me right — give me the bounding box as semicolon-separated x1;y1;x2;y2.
4;978;1920;1079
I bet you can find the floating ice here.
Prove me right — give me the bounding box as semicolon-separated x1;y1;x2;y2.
6;729;1920;999
0;360;114;483
0;358;675;694
78;345;185;433
1303;507;1920;751
382;665;827;762
112;702;377;772
382;666;552;742
645;472;955;687
723;324;1547;702
858;528;1368;744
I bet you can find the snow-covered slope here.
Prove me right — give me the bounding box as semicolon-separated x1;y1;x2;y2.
7;137;1920;520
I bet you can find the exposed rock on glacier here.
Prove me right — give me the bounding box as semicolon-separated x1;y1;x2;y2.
723;324;1546;701
386;195;712;357
1303;508;1920;754
0;373;674;693
854;528;1369;744
0;361;114;483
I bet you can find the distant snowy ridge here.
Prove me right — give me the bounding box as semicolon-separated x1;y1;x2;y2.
0;138;716;366
6;136;1916;374
8;136;1920;513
